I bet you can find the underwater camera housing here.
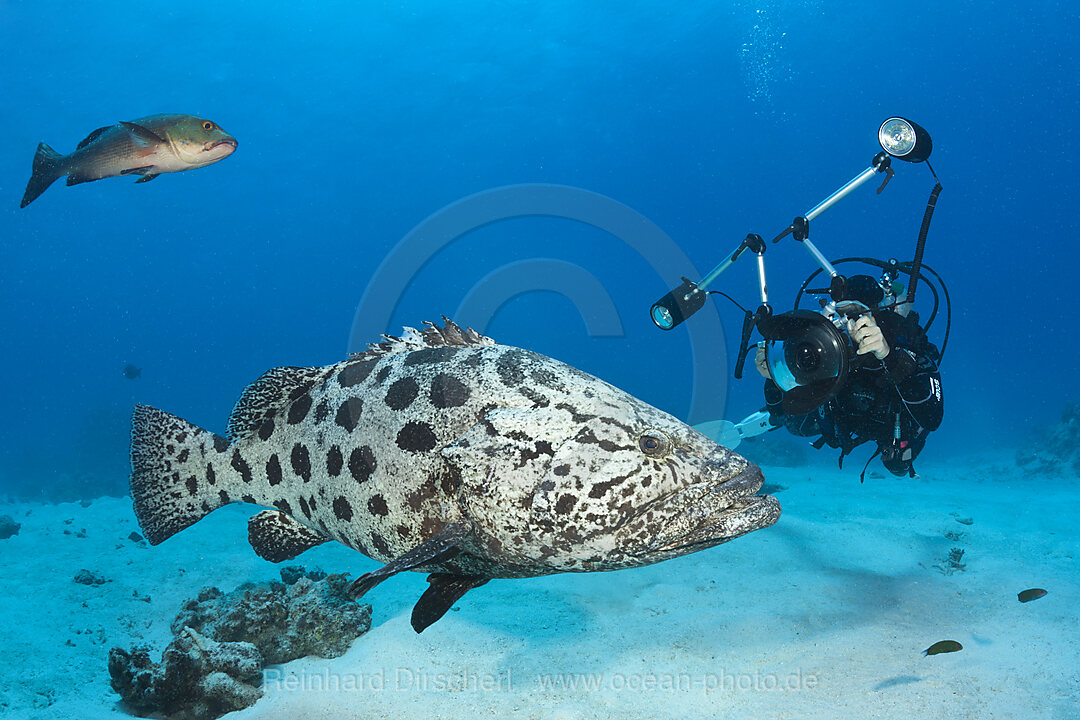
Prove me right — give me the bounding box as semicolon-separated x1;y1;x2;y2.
758;301;872;415
649;117;948;416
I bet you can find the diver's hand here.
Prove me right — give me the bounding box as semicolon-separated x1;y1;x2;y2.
754;346;770;378
848;314;890;360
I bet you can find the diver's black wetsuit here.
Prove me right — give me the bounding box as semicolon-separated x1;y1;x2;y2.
764;309;943;477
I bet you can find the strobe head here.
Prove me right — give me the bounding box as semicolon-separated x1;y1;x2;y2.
651;278;706;330
878;117;933;163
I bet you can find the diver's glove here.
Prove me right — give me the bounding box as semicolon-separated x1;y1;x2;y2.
848;314;890;360
754;345;770;378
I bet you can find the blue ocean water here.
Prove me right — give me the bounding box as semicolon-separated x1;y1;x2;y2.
0;0;1075;494
2;2;1080;716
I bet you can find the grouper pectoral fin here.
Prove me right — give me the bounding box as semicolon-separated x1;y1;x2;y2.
247;509;329;563
412;574;490;633
347;522;471;601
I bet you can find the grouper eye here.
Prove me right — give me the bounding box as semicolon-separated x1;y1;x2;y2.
202;121;215;130
638;432;669;456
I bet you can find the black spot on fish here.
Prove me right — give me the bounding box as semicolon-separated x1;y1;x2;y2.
557;403;597;425
555;494;577;514
177;448;190;463
385;377;419;410
404;347;457;366
589;478;618;499
214;435;230;453
367;494;389;516
437;465;461;495
299;496;311;519
338;361;375;387
266;454;283;486
573;425;631;452
313;399;330;424
218;490;230;504
370;532;390;556
308;495;317;513
273;499;293;515
206;464;216;485
406;476;439;511
539;480;556;493
375;366;391;384
290;443;311;481
396;524;410;539
397;421;437;452
349;446;377;484
287;394;313;424
327;445;343;476
201;500;211;513
335;398;363;432
553;464;570;476
520;386;550;408
518;439;555;467
231;450;252;483
258;419;274;441
185;476;198;496
333;496;353;521
429;373;470;408
496;349;526;387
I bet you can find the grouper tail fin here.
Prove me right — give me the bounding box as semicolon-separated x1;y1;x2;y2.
20;143;65;208
130;404;234;544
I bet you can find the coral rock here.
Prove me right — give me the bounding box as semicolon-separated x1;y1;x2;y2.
0;515;20;539
171;572;371;665
109;627;262;720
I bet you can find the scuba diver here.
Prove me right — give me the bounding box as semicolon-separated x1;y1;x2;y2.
649;118;948;480
752;274;943;478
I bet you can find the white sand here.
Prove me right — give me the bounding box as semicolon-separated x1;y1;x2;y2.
2;450;1076;720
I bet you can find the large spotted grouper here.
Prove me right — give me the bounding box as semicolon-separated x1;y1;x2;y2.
131;319;781;632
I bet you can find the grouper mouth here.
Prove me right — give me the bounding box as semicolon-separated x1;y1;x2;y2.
640;462;781;557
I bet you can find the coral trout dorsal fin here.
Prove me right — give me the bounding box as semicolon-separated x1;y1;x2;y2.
227;366;330;441
76;126;112;150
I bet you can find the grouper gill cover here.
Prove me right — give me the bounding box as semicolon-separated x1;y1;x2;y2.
130;319;780;632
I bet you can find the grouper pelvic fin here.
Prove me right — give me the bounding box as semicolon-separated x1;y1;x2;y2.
76;126;112;150
412;574;490;633
247;510;329;562
348;523;472;601
227;366;329;441
119;120;167;145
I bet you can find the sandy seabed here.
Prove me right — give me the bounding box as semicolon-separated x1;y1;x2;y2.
1;450;1076;720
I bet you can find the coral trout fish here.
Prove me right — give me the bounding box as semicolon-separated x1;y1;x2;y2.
20;114;236;207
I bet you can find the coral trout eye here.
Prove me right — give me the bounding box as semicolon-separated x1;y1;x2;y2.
202;121;215;130
639;433;668;456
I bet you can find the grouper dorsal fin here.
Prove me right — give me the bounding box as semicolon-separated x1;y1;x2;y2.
247;510;328;562
351;317;495;361
227;366;329;440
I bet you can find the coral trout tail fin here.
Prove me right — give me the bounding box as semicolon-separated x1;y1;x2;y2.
20;143;65;208
130;404;233;544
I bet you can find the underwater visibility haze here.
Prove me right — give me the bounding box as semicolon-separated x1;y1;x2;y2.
1;2;1078;718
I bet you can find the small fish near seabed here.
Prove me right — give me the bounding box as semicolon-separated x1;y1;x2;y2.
20;114;237;208
1018;588;1047;603
923;640;963;656
123;364;142;380
130;319;781;633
